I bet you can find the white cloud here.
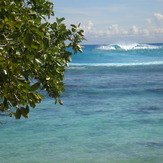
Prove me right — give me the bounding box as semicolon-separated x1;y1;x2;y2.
146;18;152;25
130;26;139;35
82;13;163;44
106;24;129;35
108;24;119;35
82;21;94;33
86;21;94;30
154;13;163;21
153;27;163;34
141;29;149;35
154;13;163;27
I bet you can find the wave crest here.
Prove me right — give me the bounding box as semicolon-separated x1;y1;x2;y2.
97;43;162;51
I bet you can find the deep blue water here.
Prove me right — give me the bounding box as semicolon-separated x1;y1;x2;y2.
0;43;163;163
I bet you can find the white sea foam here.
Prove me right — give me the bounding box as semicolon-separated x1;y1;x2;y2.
97;43;162;51
98;45;116;50
117;43;138;50
70;61;163;67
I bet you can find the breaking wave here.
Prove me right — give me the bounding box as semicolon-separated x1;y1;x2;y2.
97;43;162;51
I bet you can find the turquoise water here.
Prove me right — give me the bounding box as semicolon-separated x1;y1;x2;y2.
0;43;163;163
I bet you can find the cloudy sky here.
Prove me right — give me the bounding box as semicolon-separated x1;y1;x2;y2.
51;0;163;44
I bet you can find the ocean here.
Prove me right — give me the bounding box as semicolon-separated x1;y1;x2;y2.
0;43;163;163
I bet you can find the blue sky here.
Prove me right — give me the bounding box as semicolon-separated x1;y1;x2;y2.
51;0;163;44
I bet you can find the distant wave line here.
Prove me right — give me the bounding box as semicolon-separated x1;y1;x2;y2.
70;61;163;67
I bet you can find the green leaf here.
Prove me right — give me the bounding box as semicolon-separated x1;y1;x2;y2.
72;28;76;32
43;37;50;49
21;106;29;118
37;93;45;100
29;99;36;108
15;109;21;119
23;31;33;46
77;45;83;53
58;99;63;105
56;17;65;24
17;78;28;84
2;97;8;107
71;24;76;28
31;82;40;91
67;56;72;62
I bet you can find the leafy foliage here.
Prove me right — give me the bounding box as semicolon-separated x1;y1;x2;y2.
0;0;85;118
